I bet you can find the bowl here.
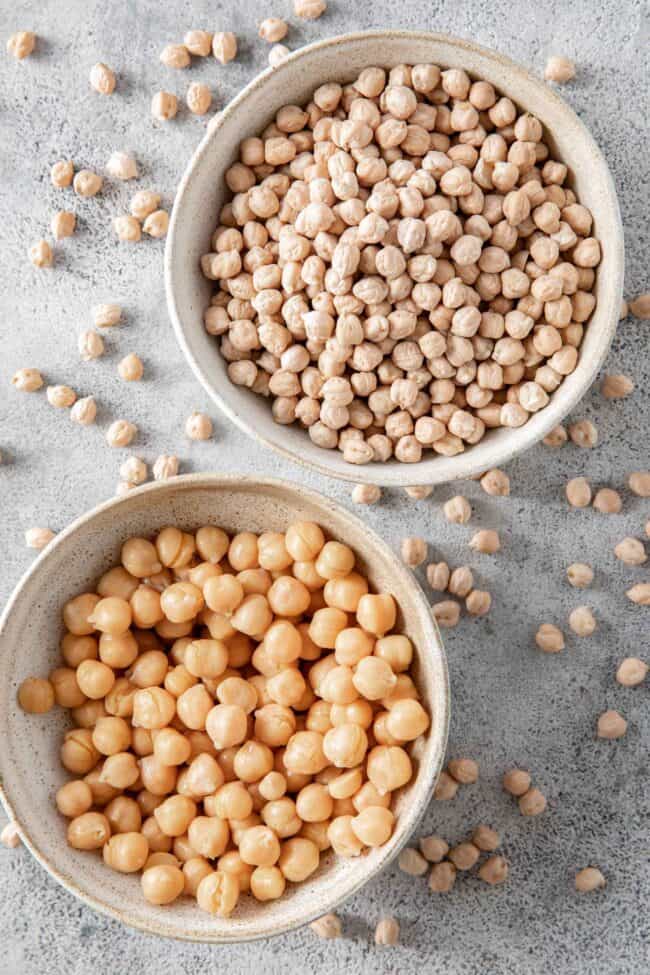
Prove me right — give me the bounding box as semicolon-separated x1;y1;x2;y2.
0;474;448;942
166;30;624;487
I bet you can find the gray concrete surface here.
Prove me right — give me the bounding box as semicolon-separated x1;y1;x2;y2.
0;1;648;973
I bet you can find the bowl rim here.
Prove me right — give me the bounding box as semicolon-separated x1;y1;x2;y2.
165;28;624;488
0;473;449;942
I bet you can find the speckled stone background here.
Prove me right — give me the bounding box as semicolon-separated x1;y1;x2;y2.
0;1;648;973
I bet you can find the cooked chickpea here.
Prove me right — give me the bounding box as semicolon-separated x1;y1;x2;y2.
518;787;547;816
142;864;185;904
67;812;111;850
18;677;55;714
575;867;606;892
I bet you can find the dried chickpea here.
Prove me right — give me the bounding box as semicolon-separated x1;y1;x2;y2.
429;861;456;892
596;709;627;739
89;62;116;94
575;867;606;893
479;855;509;885
544;56;576;84
447;757;479;784
518;787;547;816
152;92;178;121
212;32;237;64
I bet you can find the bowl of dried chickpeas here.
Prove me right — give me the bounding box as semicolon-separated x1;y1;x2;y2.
0;475;448;941
166;30;623;486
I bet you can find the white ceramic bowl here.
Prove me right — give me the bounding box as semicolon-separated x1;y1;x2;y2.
166;30;624;487
0;475;448;942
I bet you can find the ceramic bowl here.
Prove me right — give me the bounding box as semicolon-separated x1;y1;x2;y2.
166;30;624;487
0;475;448;942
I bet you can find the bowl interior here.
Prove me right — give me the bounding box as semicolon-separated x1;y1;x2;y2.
166;31;623;487
0;475;448;942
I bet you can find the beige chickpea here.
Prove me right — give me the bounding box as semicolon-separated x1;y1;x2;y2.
67;811;111;850
327;815;364;857
615;657;647;687
56;780;93;818
469;529;501;554
18;677;55;714
197;870;240;916
186;82;212;116
352;657;396;700
443;495;472;524
7;31;36;59
429;861;457;892
250;865;286;901
628;471;650;497
568;606;596;637
103;832;149;873
367;745;412;795
596;709;627;739
574;867;606;893
614;536;647;566
592;488;622;514
176;684;213;730
184;29;213;56
212;32;237;64
143;210;169;238
601;374;634;399
12;367;44;392
419;834;449;862
258;18;288;43
432;600;461;629
74;170;103;197
398;846;429;876
518;787;547;816
535;623;565;653
152;91;178;121
566;477;592;508
130;190;161;220
142;864;185;904
51;210;76;240
51;160;74;188
47;384;75;408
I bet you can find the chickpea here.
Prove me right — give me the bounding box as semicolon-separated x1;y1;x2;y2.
502;768;532;796
103;832;149;873
67;812;111;850
56;779;94;818
367;745;412;795
352;657;396;700
286;522;325;562
234;740;275;782
142;864;185;904
18;677;55;714
518;787;547;816
615;657;647;687
310;913;342;938
478;855;509;885
419;834;449;862
356;593;396;637
250;865;286;901
92;716;131;755
327;815;364;857
596;709;627;740
105;796;142;834
196;871;240;916
575;867;606;893
398;847;429;876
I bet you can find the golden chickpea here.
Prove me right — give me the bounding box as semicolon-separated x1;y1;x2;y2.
285;522;325;562
154;795;197;837
262;797;302;838
145;851;178;869
353;656;397;700
187;816;229;859
323;724;368;768
278;836;320;882
234;740;275;783
99;751;139;789
50;667;87;708
327;815;364;857
88;597;132;636
574;866;606;893
139;755;178;797
71;699;106;728
103;677;136;718
183;753;224;797
315;541;355;580
258;771;287;802
160;582;204;623
132;688;176;730
153;728;191;766
373;635;413;673
76;660;116;700
267;576;311;616
184;639;228;680
63;593;101;636
263;620;303;666
502;768;531;796
127;650;169;688
62;634;98;668
367;745;412;795
181;856;213;896
254;703;296;747
356;594;396;637
327;767;363;800
105;796;142;834
196;525;230;564
204;703;247;749
398;847;429;876
334;627;375;667
142;864;185;904
210;781;252;821
250;865;286;901
296;783;334;822
92;716;131;755
176;684;213;730
284;731;328;774
83;767;120;807
203;574;243;615
17;677;55;714
351;806;394;847
197;870;240;916
385;699;429;741
229;532;259;571
103;832;149;873
231;594;273;637
56;779;93;818
323;573;369;614
67;811;111;850
309;608;348;649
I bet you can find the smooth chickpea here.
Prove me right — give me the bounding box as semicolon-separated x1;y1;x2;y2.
356;594;396;636
286;522;325;562
309;607;348;648
315;541;355;580
92;716;131;755
132;688;176;730
176;684;213;730
105;796;142;834
323;724;368;768
18;677;55;714
367;745;412;795
250;865;286;901
67;812;111;850
234;740;275;782
206;704;248;749
56;779;93;818
154;795;197;837
51;667;87;708
103;832;149;873
352;656;397;700
139;755;178;797
99;751;140;789
327;815;364;857
142;864;185;904
61;634;99;668
385;699;429;741
161;582;204;623
284;731;327;774
76;660;116;700
278;837;320;882
351;806;394;846
187;816;230;859
239;825;281;866
63;593;101;636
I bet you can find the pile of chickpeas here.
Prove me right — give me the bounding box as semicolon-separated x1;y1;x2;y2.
202;62;601;465
18;520;429;916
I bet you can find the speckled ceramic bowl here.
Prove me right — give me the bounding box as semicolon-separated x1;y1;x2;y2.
0;475;448;942
166;30;624;487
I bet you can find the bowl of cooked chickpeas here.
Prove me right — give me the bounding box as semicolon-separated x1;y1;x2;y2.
166;30;623;486
0;475;448;941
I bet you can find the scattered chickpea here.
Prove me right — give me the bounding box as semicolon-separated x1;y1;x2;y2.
0;823;20;848
615;657;647;687
575;867;606;892
310;913;341;939
212;32;237;64
25;527;55;549
12;367;43;392
7;31;35;59
70;397;97;426
626;583;650;605
544;56;576;84
153;455;179;480
448;566;473;598
466;590;492;616
51;211;76;240
596;710;627;739
93;303;122;328
432;600;461;629
374;916;399;946
472;825;500;852
566;477;592;508
566;563;593;588
184;30;213;57
433;769;459;800
398;847;428;876
107;151;138;181
518;787;547;816
160;44;190;69
113;215;141;243
480;470;510;497
73;170;103;197
118;354;144;382
443;496;471;525
89;62;116;95
185;412;213;440
592;488;622;514
628;471;650;497
400;536;427;567
447;757;479;784
601;374;634;399
78;330;104;361
187;82;212;116
258;18;288;43
614;537;647;566
429;861;456;892
478;855;509;885
544;425;568;448
143;210;169;238
268;44;289;67
448;841;480;871
352;484;381;505
568;420;598;448
51;160;74;188
130;191;161;220
568;606;596;637
426;562;450;592
404;486;433;500
106;420;137;447
47;385;76;408
294;0;327;18
503;768;531;797
535;623;565;653
151;92;178;122
469;529;500;554
629;294;650;319
29;240;53;268
419;835;449;862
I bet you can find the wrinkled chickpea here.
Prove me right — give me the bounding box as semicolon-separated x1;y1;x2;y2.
575;867;606;892
71;397;97;426
544;56;576;84
310;913;341;938
400;536;427;567
89;63;116;95
153;455;179;480
351;484;381;505
566;477;592;509
185;412;213;440
51;211;76;240
614;537;647;566
615;657;647;687
566;563;593;589
535;623;564;653
30;240;53;268
118;354;144;382
25;527;55;549
152;92;178;122
568;606;596;637
596;709;627;739
259;19;288;43
212;32;237;64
